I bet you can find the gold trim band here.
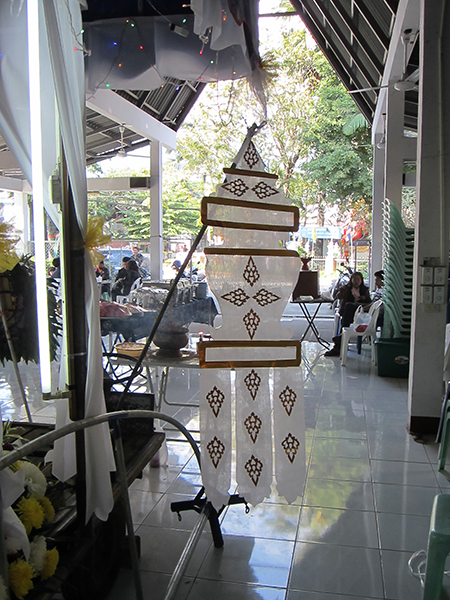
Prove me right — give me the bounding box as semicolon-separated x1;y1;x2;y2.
198;340;301;369
201;197;299;232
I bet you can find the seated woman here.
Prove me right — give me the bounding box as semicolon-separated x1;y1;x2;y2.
111;259;140;301
324;271;371;357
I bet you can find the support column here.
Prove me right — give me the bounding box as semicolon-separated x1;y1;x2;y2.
150;140;163;280
408;0;450;433
384;87;405;211
371;141;385;277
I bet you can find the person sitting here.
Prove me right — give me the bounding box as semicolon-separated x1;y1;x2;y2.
51;257;61;279
324;271;371;357
111;258;140;301
95;260;110;297
372;269;384;302
171;260;188;278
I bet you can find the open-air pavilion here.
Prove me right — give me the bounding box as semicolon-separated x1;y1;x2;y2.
1;1;450;599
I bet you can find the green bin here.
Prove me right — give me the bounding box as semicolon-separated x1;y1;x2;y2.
374;338;410;378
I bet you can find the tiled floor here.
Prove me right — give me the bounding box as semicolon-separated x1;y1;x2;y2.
2;307;450;599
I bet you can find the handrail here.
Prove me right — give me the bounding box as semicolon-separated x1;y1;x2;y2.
0;411;201;472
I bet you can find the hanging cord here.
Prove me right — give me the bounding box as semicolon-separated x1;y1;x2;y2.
408;549;450;587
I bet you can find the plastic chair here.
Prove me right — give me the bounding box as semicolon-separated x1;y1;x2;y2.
116;277;141;304
340;300;383;367
422;494;450;599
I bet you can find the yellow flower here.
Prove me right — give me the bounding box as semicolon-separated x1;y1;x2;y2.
0;219;20;273
38;497;55;523
16;497;44;535
9;558;35;600
40;548;59;580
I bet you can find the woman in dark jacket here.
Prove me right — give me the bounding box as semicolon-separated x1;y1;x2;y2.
111;259;140;301
324;271;371;356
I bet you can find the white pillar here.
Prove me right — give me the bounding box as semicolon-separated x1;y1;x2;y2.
371;141;385;278
150;140;163;280
408;0;450;433
384;87;405;211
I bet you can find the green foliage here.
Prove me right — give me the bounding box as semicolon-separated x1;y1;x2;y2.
0;257;61;365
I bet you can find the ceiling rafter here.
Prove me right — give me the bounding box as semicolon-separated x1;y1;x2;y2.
327;0;384;76
290;0;375;123
309;1;380;90
351;0;391;51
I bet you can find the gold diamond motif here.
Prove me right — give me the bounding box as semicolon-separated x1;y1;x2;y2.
253;288;281;307
244;412;262;443
243;309;260;339
222;288;250;307
242;257;260;287
279;386;297;416
243;141;259;169
206;385;225;418
244;454;263;486
251;181;279;199
207;436;225;468
222;178;249;197
244;369;261;400
281;433;300;464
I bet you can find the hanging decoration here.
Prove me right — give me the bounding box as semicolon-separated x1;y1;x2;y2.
84;217;111;266
198;136;305;508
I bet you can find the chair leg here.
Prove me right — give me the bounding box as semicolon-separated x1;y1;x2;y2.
356;336;362;354
438;414;450;470
423;535;450;600
340;332;349;366
370;335;377;364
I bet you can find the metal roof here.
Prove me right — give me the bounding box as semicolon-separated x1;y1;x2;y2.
289;0;419;131
0;1;419;179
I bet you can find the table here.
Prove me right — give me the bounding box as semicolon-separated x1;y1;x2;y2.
291;297;332;348
106;346;201;441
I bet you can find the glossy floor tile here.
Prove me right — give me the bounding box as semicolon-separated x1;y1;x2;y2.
2;334;449;600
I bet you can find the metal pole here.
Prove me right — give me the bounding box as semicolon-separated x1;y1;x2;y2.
112;422;143;600
164;505;210;600
0;411;201;472
115;224;207;408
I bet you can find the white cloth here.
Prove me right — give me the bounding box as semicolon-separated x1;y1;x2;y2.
0;0;115;522
43;0;115;522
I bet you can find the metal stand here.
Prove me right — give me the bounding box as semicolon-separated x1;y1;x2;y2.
298;301;331;348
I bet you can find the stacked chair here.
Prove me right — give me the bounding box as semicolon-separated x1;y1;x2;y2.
382;199;414;337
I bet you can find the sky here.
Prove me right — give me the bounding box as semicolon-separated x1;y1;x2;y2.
98;1;305;175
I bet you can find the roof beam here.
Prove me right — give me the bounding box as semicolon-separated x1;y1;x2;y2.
352;0;390;51
86;89;177;150
87;177;151;192
0;175;31;193
0;150;21;171
372;0;420;137
327;0;384;76
291;1;375;122
314;0;379;89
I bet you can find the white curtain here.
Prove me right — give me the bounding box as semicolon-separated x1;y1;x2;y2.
43;0;115;523
0;0;59;226
0;0;115;522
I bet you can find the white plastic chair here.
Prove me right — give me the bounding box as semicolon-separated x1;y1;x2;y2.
340;299;383;366
116;277;141;304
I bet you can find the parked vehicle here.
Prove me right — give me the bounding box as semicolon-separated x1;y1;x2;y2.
329;261;354;310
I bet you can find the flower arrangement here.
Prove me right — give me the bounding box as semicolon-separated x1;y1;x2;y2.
1;424;59;599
